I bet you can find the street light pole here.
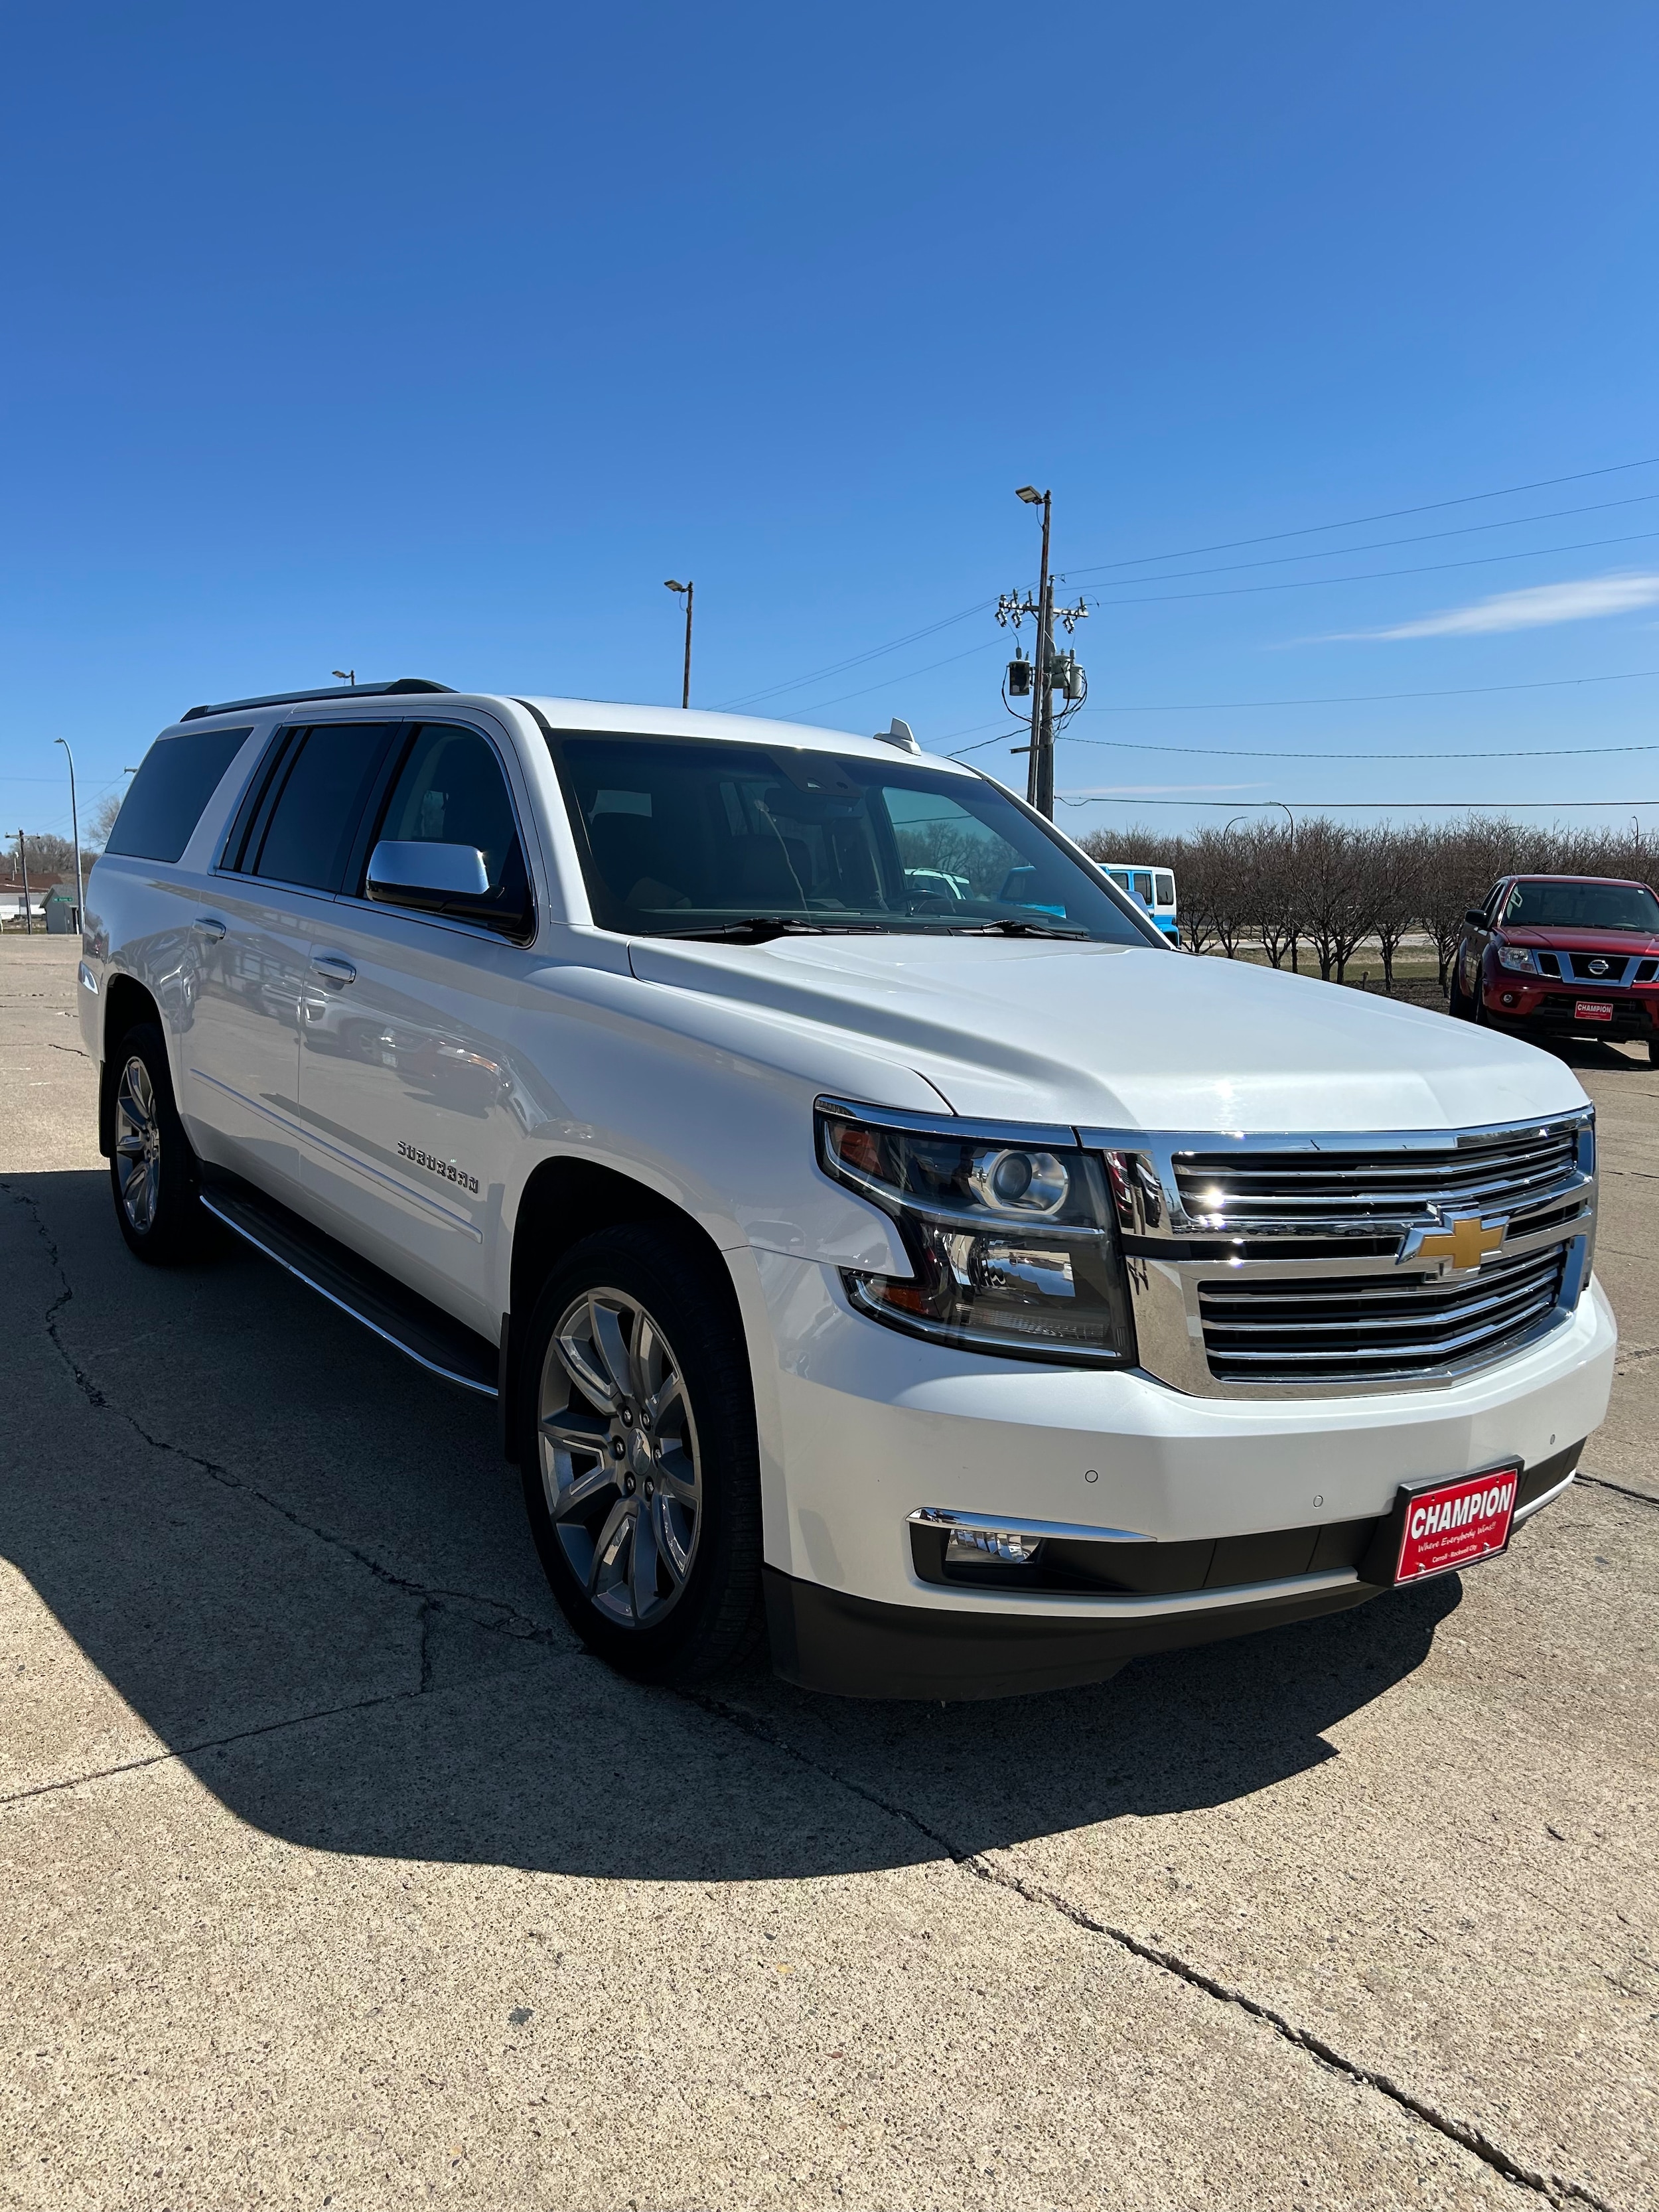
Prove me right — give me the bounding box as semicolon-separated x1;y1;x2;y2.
54;739;82;934
664;581;693;708
15;829;30;936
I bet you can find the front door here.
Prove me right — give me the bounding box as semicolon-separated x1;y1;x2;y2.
295;719;540;1338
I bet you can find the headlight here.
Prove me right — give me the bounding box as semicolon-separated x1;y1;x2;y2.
816;1100;1136;1365
1496;945;1536;973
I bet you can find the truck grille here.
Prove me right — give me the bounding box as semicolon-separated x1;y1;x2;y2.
1173;1124;1579;1226
1197;1243;1569;1386
1084;1108;1598;1397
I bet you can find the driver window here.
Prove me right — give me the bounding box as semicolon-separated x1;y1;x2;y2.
372;723;526;900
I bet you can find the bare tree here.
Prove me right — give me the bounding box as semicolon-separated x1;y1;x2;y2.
1297;820;1377;982
1358;826;1419;994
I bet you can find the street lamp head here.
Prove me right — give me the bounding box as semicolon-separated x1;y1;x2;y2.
1015;485;1044;505
331;669;355;685
664;579;688;594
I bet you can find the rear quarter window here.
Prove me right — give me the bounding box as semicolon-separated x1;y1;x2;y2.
105;726;255;863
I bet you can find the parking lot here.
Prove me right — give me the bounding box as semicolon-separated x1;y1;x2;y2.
2;931;1654;2211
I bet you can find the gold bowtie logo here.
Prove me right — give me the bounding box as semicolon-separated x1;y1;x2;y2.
1411;1215;1506;1272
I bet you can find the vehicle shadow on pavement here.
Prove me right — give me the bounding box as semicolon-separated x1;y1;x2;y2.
4;1167;1459;1881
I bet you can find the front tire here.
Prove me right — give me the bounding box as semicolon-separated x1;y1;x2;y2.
108;1021;210;1265
518;1225;763;1685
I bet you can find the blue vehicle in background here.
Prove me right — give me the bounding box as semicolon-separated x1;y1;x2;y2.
1098;859;1179;944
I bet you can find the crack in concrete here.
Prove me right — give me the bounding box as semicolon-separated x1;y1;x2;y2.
0;1688;419;1812
1577;1471;1659;1510
1;1181;568;1677
0;1179;1630;2211
685;1690;1619;2212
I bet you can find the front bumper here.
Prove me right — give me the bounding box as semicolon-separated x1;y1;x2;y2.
749;1250;1615;1694
1484;978;1659;1043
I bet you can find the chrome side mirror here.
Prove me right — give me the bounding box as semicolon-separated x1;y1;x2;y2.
364;840;532;937
367;840;490;902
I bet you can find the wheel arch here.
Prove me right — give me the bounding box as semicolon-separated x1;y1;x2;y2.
501;1155;747;1463
98;974;163;1159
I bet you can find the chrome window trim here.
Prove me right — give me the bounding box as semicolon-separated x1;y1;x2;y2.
213;710;542;948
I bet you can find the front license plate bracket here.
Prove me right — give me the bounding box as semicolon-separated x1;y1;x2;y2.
1359;1463;1520;1587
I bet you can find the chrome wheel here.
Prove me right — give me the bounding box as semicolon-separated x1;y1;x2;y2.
113;1055;161;1234
538;1288;702;1629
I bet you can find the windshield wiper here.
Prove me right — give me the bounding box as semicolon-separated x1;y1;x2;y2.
666;914;1094;945
671;917;889;944
946;918;1091;940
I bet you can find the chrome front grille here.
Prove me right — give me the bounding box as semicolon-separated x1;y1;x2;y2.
1173;1125;1579;1226
1197;1242;1568;1385
1082;1108;1597;1398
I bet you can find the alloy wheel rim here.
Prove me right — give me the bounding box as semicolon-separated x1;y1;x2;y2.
113;1055;161;1234
538;1288;702;1629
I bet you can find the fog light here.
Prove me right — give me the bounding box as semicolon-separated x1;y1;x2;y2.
1501;991;1517;1007
944;1526;1042;1566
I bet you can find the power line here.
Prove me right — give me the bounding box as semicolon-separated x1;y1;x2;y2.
714;451;1659;713
1070;525;1659;611
1060;453;1659;577
1052;488;1659;590
715;597;997;710
1045;735;1659;761
788;638;1003;716
1051;794;1659;811
944;663;1659;758
1073;665;1659;715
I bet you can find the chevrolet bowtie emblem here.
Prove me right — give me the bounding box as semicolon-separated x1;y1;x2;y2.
1402;1215;1507;1272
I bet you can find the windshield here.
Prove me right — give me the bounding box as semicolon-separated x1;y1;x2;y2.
547;733;1161;944
1502;879;1659;934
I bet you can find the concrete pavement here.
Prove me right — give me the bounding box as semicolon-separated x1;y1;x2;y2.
2;934;1654;2210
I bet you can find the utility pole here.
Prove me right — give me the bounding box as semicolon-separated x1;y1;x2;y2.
998;488;1088;820
1025;490;1053;813
16;830;31;936
664;581;693;707
55;739;82;932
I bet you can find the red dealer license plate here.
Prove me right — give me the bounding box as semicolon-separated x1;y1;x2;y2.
1392;1466;1518;1584
1574;999;1614;1022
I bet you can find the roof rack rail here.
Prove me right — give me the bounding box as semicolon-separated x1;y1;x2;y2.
180;678;456;722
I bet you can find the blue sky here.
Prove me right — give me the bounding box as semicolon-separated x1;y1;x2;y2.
5;1;1658;846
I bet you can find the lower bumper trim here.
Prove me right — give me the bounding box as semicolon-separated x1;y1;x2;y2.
762;1566;1376;1702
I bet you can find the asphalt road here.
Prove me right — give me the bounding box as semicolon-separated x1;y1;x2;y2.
2;934;1654;2211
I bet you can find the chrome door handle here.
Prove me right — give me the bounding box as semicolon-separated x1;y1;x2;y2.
310;954;356;986
193;917;226;941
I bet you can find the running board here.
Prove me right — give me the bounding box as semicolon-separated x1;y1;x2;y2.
200;1180;500;1398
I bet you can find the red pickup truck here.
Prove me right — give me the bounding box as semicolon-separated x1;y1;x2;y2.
1451;874;1659;1062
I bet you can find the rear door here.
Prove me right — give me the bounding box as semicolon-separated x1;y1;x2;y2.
295;717;540;1335
184;720;401;1193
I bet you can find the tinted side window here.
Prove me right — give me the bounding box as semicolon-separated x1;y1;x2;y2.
366;723;530;924
105;727;254;863
251;723;397;893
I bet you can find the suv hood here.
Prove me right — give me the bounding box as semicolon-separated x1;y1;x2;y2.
629;935;1588;1134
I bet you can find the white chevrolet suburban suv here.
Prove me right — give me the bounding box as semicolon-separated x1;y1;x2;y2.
80;680;1615;1698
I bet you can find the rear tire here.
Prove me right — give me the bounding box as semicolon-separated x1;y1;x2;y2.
518;1224;764;1686
107;1021;211;1265
1648;1036;1659;1067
